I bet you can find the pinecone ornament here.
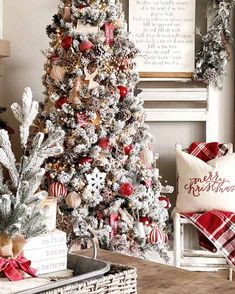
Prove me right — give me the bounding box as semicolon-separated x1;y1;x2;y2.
101;187;115;204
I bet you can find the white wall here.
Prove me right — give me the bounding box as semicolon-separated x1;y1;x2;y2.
1;0;234;145
0;0;3;37
1;0;58;126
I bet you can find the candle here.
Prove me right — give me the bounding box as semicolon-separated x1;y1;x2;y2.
41;197;57;232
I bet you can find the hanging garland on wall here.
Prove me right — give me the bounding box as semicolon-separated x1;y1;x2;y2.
193;0;235;89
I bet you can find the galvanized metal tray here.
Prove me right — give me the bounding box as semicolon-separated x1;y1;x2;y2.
16;254;110;294
14;236;110;294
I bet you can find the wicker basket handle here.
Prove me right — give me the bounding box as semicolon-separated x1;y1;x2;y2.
69;235;97;259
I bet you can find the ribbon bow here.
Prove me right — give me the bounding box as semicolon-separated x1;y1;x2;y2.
0;254;38;281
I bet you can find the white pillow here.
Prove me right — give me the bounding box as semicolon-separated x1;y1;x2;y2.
176;150;235;213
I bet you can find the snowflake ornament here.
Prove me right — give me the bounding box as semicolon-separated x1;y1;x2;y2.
85;167;106;192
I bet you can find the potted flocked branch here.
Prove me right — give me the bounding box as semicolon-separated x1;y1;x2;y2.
0;88;65;281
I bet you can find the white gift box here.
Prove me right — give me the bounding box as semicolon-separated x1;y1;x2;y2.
24;244;67;262
24;230;66;250
24;230;68;275
31;256;67;275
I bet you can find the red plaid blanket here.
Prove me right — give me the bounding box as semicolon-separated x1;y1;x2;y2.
182;210;235;268
188;142;219;162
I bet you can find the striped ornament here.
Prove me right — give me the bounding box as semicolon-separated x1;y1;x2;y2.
48;182;67;197
147;226;165;244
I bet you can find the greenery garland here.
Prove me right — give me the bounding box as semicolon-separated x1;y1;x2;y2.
193;0;235;89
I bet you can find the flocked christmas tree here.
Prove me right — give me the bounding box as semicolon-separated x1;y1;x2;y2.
0;88;65;280
38;0;172;260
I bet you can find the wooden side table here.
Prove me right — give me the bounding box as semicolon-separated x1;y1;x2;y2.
81;249;235;293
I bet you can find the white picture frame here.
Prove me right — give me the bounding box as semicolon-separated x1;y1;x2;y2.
128;0;196;78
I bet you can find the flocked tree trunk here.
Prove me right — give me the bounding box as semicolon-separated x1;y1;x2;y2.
38;0;172;260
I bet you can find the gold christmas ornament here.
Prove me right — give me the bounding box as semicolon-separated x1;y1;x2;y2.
65;192;82;209
50;65;65;81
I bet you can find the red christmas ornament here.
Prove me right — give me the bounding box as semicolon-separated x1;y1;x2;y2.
79;40;93;52
119;182;134;197
124;144;133;155
61;36;73;50
55;96;68;109
79;157;94;165
76;112;88;127
147;226;165;244
98;137;110;149
48;182;67;197
159;196;171;209
140;216;151;226
118;86;128;100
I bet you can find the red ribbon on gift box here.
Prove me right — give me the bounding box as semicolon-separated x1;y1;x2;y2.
0;254;38;281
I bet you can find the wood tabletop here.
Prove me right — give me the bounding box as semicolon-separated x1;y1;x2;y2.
81;249;235;294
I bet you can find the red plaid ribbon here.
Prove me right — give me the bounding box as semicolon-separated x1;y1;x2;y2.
189;142;219;162
182;211;235;269
0;254;38;281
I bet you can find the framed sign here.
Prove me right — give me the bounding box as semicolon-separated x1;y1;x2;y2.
129;0;196;78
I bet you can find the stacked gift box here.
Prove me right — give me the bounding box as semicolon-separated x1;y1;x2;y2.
24;230;67;275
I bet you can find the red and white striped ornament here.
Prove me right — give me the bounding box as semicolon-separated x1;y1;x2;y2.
48;182;67;197
147;226;165;244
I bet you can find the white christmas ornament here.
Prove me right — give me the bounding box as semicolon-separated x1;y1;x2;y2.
65;192;81;209
85;168;106;192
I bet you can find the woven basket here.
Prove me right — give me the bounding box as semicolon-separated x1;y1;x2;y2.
41;263;137;294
